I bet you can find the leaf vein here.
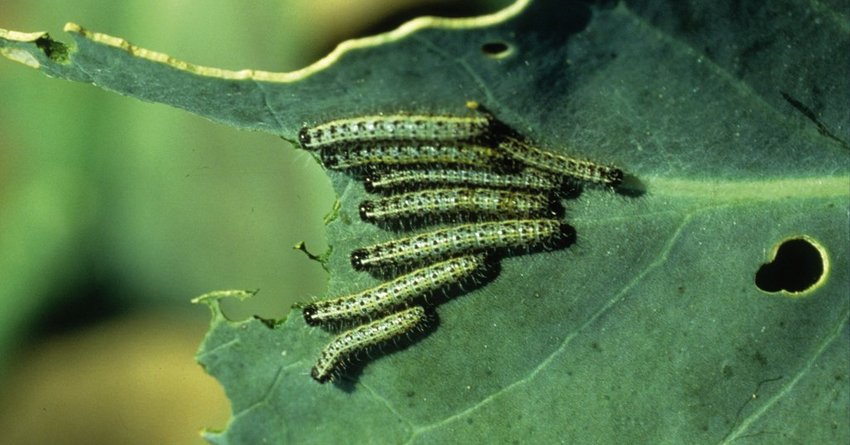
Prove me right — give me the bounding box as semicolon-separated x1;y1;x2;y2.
719;309;850;444
412;213;695;436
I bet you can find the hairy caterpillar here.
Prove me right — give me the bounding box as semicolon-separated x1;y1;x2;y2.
311;306;427;383
320;143;511;171
350;219;574;272
359;188;558;225
303;255;485;326
362;167;563;195
299;114;491;150
496;136;624;187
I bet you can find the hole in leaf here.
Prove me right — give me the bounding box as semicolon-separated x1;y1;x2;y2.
481;41;511;58
35;36;69;63
755;236;826;294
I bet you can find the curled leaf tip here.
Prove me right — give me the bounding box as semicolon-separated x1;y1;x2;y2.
192;289;259;306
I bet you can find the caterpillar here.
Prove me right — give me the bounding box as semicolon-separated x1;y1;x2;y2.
362;167;563;195
311;306;427;383
350;219;574;272
298;114;492;150
320;143;512;171
496;136;624;187
359;188;558;225
303;255;486;326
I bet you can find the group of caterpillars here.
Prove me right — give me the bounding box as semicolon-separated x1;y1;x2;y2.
297;102;625;383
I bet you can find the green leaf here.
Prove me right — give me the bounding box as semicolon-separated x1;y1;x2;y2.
4;0;848;443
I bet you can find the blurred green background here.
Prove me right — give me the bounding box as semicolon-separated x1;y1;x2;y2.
0;0;505;443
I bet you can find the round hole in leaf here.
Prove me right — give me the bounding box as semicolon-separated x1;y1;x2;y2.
481;41;511;58
755;236;827;295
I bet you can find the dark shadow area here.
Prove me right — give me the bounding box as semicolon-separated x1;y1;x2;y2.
252;315;278;330
614;174;647;198
313;0;513;61
481;41;511;57
29;267;130;339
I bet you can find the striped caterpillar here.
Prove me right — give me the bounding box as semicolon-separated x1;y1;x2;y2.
359;188;558;226
311;306;427;383
464;102;626;187
350;219;574;273
299;114;492;150
496;136;624;187
362;167;564;195
303;255;486;326
320;143;512;171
